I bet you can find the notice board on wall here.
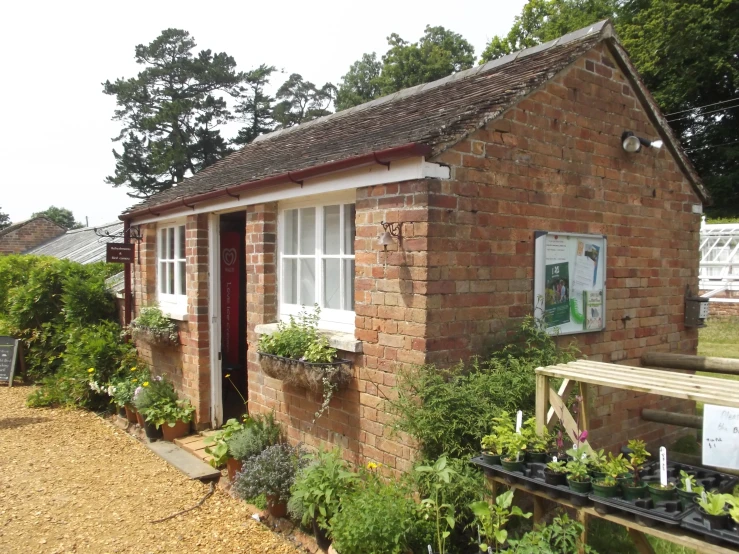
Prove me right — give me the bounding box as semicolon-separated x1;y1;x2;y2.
534;231;607;335
702;404;739;470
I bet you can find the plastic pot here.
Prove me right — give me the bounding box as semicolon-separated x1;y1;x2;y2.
481;451;501;465
700;507;729;530
567;477;592;494
676;487;699;506
117;405;127;418
590;470;606;481
500;458;525;473
647;483;677;504
143;420;163;440
526;451;548;463
313;519;331;550
543;469;568;487
592;481;620;498
622;483;648;501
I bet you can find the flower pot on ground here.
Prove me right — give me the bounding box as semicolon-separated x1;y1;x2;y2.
136;411;145;427
226;458;243;481
220;412;286;474
266;494;288;518
145;397;195;442
161;418;190;442
312;519;331;550
647;483;677;503
143;420;163;439
124;404;138;423
117;405;126;418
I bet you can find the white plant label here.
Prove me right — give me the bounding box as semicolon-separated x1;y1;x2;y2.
702;404;739;470
516;410;523;433
552;456;558;463
686;479;692;492
702;490;708;503
659;447;667;487
428;545;433;554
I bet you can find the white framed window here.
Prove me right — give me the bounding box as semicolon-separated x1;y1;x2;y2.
279;192;356;332
157;222;187;317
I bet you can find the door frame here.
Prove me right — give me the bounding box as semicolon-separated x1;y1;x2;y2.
208;213;223;428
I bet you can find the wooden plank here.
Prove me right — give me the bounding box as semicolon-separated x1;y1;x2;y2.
536;374;549;435
643;352;739;376
547;379;574;429
549;387;590;448
641;409;703;429
579;382;589;439
628;529;656;554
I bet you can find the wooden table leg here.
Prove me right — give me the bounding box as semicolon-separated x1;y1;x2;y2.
533;495;545;524
577;508;589;554
627;529;657;554
536;374;549;434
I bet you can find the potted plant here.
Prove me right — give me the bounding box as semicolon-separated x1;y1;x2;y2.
647;481;677;503
521;418;550;463
587;449;608;480
225;412;285;479
622;439;651;500
128;305;180;346
676;470;704;504
480;433;504;465
469;490;531;553
565;457;591;494
500;432;527;473
257;306;351;420
146;398;195;441
591;455;626;498
697;492;731;530
544;459;568;486
133;375;178;440
233;443;306;518
204;418;248;470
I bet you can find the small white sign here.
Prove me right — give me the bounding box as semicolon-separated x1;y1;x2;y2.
659;447;668;487
516;410;523;433
702;404;739;470
552;456;558;463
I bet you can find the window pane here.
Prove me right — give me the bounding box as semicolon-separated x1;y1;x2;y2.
159;262;166;293
283;259;297;304
323;259;341;309
323;205;340;255
168;262;175;294
167;227;174;259
284;209;298;255
300;207;315;255
159;229;166;258
178;225;186;260
178;261;186;295
343;204;356;255
343;259;355;311
300;259;315;305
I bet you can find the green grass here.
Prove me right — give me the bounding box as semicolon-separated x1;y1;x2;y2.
698;317;739;359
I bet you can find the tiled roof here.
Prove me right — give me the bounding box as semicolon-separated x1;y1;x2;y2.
126;22;611;213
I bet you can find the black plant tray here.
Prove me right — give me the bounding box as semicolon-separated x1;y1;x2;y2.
589;461;738;528
470;456;592;507
681;509;739;547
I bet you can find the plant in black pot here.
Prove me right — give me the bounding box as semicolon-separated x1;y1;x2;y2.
480;433;504;465
521;418;550;463
622;439;651;500
697;492;732;530
676;470;704;505
500;432;527;473
544;459;568;486
587;449;608;481
133;375;178;440
565;456;591;494
591;455;626;498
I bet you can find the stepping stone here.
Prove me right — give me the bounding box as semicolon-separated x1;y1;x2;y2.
146;441;220;482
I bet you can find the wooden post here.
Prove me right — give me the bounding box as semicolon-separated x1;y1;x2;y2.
536;373;549;434
627;529;657;554
641;409;702;429
577;509;588;554
533;496;545;524
579;382;589;435
642;352;739;376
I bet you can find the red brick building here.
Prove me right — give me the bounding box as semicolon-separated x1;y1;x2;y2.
0;217;66;255
121;21;708;470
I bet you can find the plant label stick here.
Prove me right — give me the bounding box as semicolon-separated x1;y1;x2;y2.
686;478;692;492
428;545;433;554
659;447;667;487
516;410;523;433
552;456;558;462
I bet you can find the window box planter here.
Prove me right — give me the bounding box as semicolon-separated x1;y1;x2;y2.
258;352;352;393
130;325;180;347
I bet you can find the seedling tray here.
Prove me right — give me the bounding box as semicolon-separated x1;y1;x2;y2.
681;509;739;547
589;461;738;528
470;456;592;507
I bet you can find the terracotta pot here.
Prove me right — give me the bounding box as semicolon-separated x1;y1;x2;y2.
227;458;243;481
266;495;287;518
136;411;145;427
124;404;138;424
161;419;190;442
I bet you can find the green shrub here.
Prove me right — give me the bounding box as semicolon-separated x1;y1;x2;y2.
228;411;286;461
65;321;134;383
233;443;307;505
390;316;578;459
507;514;597;554
27;364;104;409
258;305;336;362
330;475;431;554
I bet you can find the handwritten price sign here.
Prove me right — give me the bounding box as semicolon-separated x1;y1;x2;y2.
702;404;739;470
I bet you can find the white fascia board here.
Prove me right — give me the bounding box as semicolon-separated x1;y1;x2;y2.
128;157;449;225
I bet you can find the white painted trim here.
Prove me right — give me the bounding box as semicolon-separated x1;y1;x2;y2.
208;214;223;428
129;157;448;226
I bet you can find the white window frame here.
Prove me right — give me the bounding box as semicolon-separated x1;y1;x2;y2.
156;220;188;319
278;191;356;333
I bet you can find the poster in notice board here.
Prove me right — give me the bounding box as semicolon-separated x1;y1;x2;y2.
534;232;607;335
702;404;739;470
0;336;20;387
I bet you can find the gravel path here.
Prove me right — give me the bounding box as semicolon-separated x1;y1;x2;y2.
0;386;301;553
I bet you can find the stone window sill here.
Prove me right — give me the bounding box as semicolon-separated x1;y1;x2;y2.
254;323;362;353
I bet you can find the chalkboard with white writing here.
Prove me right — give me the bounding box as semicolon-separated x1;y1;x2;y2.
0;336;19;386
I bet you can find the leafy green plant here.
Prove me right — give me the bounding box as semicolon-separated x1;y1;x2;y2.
522;417;550;453
133;374;177;415
678;470;704;494
604;453;630;478
416;456;457;554
503;432;528;462
625;439;651;487
481;433;504;455
329;475;430;554
227;411;285;462
204;417;249;467
565;458;590;483
145;398;195;428
390;316;579;460
506;514;597;554
233;443;306;505
469;490;531;552
291;449;357;532
129;305;179;344
588;449;608;473
546;460;567;474
258;305;336;362
698;492;731;516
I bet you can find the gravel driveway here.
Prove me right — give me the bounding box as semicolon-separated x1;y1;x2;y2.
0;386;301;553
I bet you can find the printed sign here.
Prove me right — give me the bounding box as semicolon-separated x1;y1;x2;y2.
220;233;241;366
0;337;20;386
702;404;739;470
534;232;607;335
106;243;135;263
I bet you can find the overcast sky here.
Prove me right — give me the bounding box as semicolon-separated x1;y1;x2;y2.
0;0;527;226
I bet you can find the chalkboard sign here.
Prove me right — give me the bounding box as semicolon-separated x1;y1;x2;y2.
702;404;739;470
0;337;20;387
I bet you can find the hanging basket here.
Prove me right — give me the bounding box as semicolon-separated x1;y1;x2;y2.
257;352;352;393
130;325;180;347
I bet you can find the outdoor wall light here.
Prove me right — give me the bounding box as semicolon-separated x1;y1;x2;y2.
378;221;402;251
621;131;664;153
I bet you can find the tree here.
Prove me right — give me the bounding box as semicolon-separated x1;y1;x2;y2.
31;206;83;230
378;25;476;94
0;208;10;231
272;74;336;128
233;64;277;145
336;53;384;111
482;0;739;215
103;29;244;198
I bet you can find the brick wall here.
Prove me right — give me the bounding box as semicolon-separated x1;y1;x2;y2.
132;215;211;428
428;42;701;453
0;218;66;254
699;291;739;319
